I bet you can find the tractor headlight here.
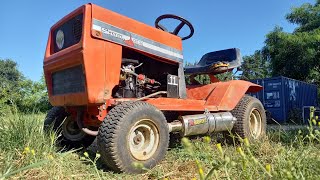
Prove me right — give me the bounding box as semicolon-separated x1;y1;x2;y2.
56;30;64;50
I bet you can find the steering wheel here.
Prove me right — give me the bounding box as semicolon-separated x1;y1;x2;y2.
155;14;194;40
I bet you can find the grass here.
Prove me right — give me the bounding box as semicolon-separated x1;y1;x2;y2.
0;112;320;179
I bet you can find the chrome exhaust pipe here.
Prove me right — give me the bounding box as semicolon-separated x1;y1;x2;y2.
168;112;236;136
168;120;183;132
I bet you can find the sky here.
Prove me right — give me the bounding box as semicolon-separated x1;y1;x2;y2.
0;0;315;81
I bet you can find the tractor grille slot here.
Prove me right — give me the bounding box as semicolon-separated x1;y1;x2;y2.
52;65;85;95
73;19;82;42
53;13;83;53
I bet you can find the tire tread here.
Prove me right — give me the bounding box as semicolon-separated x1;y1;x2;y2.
97;101;169;173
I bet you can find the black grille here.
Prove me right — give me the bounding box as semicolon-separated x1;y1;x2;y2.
53;14;83;53
52;65;85;95
73;19;82;42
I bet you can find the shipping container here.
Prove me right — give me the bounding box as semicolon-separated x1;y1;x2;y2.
249;76;318;123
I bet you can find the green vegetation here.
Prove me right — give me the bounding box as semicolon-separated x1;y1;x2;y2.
241;0;320;96
0;111;319;179
186;1;320;86
0;59;50;115
240;50;271;81
1;1;320;179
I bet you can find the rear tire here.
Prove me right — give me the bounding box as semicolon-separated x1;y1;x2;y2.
229;95;266;140
97;101;169;173
44;107;95;150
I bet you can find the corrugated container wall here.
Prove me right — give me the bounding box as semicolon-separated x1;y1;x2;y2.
249;76;318;123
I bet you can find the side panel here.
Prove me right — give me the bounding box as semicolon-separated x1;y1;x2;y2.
90;4;183;63
90;4;182;50
187;80;262;111
91;19;183;63
178;63;187;99
82;4;112;105
83;31;122;104
109;80;262;112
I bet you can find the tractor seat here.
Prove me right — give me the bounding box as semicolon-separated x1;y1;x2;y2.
184;48;242;75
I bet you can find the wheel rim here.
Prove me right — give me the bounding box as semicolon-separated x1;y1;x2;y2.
62;116;86;141
128;119;160;161
249;108;262;139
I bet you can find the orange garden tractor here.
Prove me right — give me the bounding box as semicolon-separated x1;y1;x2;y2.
43;3;266;173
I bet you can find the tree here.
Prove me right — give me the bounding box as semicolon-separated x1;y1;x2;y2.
0;59;24;113
260;1;320;102
239;50;271;80
263;1;320;86
0;59;50;114
215;71;234;82
286;0;320;32
184;61;234;85
18;75;51;112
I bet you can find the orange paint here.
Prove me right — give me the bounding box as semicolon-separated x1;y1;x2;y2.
43;4;262;126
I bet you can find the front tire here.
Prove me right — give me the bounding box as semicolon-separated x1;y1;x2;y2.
97;101;169;173
44;107;95;150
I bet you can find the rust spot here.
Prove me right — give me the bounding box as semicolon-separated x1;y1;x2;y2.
95;31;101;37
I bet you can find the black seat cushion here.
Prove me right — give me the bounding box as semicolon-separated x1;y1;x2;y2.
184;48;242;75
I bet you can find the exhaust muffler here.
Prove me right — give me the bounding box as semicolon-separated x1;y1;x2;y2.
168;112;236;136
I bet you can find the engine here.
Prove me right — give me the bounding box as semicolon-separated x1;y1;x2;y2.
110;43;180;98
112;58;160;98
